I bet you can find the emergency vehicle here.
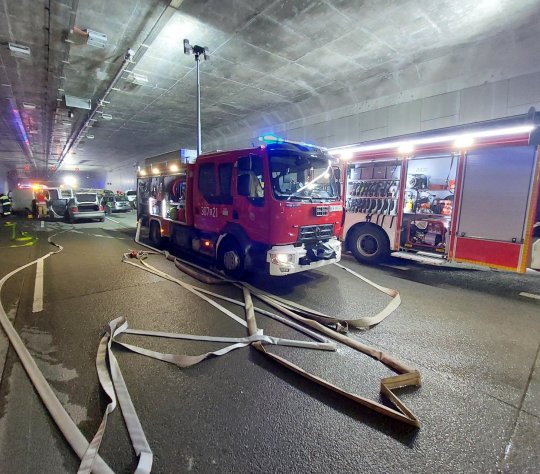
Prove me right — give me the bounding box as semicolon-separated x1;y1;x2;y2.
332;116;540;273
137;137;343;277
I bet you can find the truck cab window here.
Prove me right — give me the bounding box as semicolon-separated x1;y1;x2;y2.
199;163;218;201
237;156;264;200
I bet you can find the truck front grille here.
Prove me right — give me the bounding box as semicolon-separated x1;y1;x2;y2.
314;206;329;217
298;224;334;242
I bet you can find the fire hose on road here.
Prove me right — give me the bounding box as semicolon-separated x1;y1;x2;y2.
0;222;421;473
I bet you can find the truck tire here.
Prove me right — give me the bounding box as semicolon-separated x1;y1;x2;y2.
218;238;245;279
348;225;389;264
149;220;163;247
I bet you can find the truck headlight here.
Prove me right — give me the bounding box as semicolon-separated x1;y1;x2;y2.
271;253;292;265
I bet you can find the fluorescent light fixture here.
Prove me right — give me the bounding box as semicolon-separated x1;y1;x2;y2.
152;167;159;174
140;169;147;176
340;150;353;161
398;142;415;154
22;102;36;109
86;134;95;139
8;42;31;58
170;164;179;172
454;135;474;149
101;113;113;120
329;124;536;156
85;29;107;49
65;94;92;110
128;72;149;85
63;175;77;187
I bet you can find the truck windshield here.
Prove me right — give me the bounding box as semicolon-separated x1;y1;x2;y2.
269;149;339;202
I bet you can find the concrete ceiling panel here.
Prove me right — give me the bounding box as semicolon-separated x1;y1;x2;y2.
214;37;290;73
238;14;312;61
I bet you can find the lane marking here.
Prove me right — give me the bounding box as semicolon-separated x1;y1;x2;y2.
519;292;540;301
41;220;44;228
105;216;121;224
32;258;44;313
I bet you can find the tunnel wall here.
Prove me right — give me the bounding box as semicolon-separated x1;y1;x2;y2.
105;164;137;193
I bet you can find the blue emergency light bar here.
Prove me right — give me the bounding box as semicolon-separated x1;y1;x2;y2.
258;134;284;143
258;134;323;150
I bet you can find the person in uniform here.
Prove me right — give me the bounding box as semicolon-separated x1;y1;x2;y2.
0;192;12;217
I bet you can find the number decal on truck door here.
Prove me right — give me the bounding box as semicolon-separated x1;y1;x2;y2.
201;206;217;217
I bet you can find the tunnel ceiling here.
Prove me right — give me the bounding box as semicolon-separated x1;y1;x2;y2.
1;0;540;178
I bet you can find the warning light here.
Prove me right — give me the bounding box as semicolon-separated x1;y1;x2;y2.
202;239;212;248
258;134;284;144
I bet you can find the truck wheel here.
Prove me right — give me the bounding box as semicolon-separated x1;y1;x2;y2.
149;220;162;247
349;225;389;264
218;238;245;279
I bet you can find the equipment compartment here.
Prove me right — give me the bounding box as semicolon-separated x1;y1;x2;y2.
400;154;457;255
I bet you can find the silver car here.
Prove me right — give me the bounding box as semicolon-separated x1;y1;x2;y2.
101;195;132;213
66;193;105;222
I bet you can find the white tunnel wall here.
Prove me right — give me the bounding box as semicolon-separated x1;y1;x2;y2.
105;164;138;192
204;22;540;152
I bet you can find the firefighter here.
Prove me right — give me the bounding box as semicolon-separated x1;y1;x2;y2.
35;189;48;219
0;192;11;217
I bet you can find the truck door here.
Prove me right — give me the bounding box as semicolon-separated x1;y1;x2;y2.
194;161;224;234
454;145;537;271
233;154;270;243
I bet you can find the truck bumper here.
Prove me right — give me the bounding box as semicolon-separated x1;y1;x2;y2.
266;238;341;276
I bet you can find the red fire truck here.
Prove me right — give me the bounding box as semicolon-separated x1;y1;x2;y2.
137;137;343;277
332;117;540;273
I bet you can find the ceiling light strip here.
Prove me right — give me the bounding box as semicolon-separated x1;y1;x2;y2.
328;124;535;156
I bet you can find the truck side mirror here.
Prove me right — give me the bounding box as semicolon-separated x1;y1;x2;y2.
237;173;251;196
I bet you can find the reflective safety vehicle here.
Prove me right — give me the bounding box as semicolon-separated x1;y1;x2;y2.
137;136;344;277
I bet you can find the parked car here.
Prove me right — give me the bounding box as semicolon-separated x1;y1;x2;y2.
125;190;137;208
66;193;105;222
47;188;74;219
101;194;132;213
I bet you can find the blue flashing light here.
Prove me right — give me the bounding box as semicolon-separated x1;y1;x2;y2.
259;134;284;144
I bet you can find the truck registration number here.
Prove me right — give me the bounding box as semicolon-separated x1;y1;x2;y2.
201;206;217;217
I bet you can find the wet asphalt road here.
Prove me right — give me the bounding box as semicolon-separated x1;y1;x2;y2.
0;213;539;473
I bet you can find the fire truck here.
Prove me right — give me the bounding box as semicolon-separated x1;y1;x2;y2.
137;136;343;277
333;116;540;273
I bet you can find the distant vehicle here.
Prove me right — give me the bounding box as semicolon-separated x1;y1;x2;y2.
101;194;131;213
66;193;105;222
11;186;41;213
125;190;137;208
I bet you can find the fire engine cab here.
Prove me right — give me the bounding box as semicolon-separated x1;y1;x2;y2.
137;137;343;277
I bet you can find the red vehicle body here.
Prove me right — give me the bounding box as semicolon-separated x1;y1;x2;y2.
137;140;343;276
333;117;540;273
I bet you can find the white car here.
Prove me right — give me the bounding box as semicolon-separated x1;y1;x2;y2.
126;190;137;208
